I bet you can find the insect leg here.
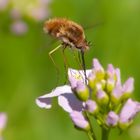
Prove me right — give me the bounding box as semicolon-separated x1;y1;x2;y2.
80;50;87;85
61;45;70;84
49;44;62;85
71;49;83;69
71;49;85;82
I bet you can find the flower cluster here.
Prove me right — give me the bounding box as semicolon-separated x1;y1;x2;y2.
0;0;51;35
36;58;140;133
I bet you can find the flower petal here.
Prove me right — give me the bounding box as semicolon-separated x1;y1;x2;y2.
70;111;90;130
119;99;140;123
111;84;122;100
85;100;98;114
96;89;109;105
68;68;92;86
58;94;83;113
107;64;115;78
106;78;115;92
106;111;119;126
115;68;121;86
36;85;72;109
122;77;134;93
92;58;104;73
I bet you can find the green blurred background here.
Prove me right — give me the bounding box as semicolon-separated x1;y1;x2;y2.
0;0;140;140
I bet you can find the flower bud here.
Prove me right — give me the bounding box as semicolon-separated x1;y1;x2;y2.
100;79;106;90
106;78;115;93
91;83;102;99
88;72;96;89
106;111;119;127
75;81;89;101
96;90;109;105
119;99;140;130
115;68;121;86
110;85;122;104
92;59;105;80
85;100;98;115
106;64;116;79
70;111;90;131
95;83;102;90
121;78;134;100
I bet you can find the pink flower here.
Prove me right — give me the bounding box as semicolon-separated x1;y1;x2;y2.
36;85;83;113
36;68;93;129
36;58;138;131
10;20;28;35
36;68;91;113
106;64;116;78
85;100;98;115
106;111;119;126
122;78;134;94
119;99;140;124
92;59;104;73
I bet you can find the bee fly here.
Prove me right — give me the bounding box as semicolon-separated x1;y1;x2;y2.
43;18;90;84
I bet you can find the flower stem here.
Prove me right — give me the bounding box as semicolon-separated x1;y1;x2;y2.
87;131;94;140
101;127;110;140
85;112;97;140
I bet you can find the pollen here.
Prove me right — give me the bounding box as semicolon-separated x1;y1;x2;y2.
74;73;83;81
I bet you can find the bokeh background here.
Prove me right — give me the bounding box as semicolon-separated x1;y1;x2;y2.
0;0;140;140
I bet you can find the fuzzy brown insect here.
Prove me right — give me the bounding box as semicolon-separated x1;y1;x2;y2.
43;18;89;84
43;18;89;52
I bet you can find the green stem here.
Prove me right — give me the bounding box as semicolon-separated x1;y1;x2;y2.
87;131;94;140
85;112;97;140
101;127;110;140
89;128;97;140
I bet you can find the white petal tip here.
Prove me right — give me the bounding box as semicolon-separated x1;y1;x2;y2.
35;99;52;109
